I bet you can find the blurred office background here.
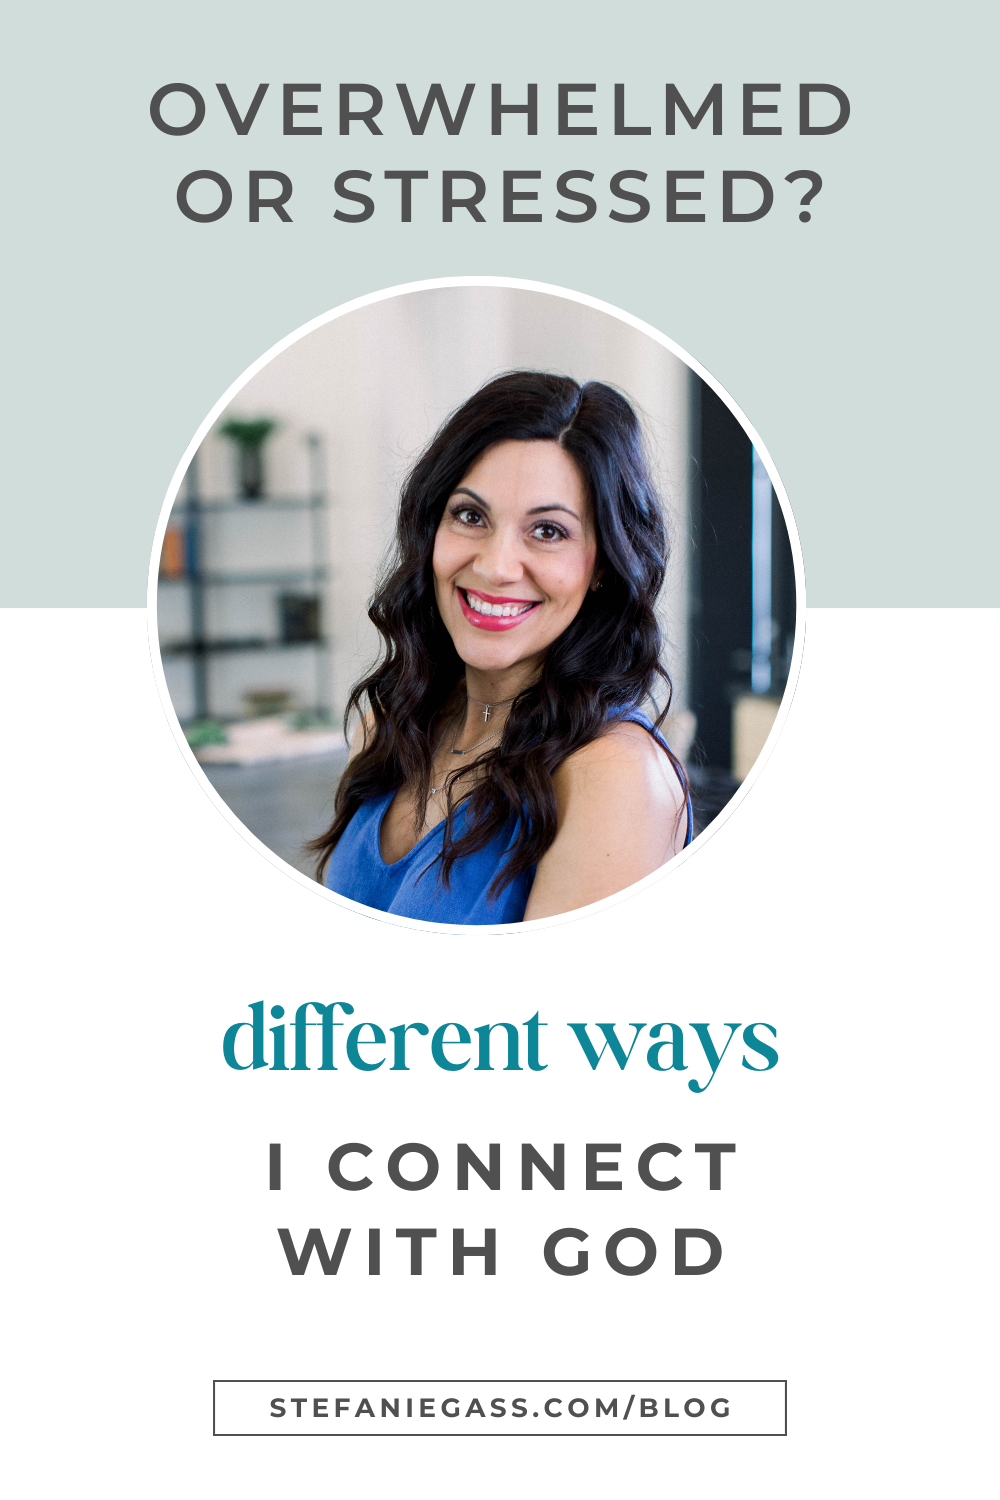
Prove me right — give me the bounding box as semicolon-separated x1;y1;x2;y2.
156;286;796;876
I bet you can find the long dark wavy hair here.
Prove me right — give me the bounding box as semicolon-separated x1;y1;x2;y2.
310;370;684;895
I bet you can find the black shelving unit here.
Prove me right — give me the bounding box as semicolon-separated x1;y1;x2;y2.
158;434;330;723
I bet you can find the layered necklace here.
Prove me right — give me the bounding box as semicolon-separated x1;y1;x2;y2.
467;692;516;724
428;696;513;797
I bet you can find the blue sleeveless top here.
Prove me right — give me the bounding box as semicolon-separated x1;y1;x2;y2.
324;709;693;926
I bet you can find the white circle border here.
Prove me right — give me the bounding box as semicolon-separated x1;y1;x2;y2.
146;274;807;938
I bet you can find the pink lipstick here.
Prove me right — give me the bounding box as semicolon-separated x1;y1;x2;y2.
457;587;541;633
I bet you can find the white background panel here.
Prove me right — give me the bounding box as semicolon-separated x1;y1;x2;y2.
1;607;995;1496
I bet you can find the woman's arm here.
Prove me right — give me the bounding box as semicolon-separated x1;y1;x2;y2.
522;723;687;921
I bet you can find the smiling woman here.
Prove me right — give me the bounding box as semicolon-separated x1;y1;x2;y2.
310;371;692;924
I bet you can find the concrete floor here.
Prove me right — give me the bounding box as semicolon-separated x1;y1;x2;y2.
201;748;350;878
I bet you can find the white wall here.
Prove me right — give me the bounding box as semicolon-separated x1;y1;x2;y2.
160;286;692;724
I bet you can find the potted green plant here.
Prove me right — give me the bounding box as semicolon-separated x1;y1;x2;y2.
218;417;277;500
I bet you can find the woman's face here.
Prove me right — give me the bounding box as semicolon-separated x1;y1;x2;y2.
432;439;600;677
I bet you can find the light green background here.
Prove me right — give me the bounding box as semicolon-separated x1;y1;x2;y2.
5;0;996;606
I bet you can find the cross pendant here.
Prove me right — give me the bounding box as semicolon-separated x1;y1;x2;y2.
482;704;491;722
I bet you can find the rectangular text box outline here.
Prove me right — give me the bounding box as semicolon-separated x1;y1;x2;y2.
212;1378;788;1438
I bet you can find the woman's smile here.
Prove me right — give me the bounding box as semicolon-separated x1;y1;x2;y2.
457;587;541;630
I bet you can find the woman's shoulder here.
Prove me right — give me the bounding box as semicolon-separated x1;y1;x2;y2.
523;717;688;920
551;715;684;817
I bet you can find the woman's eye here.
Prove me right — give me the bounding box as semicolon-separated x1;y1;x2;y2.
453;506;483;526
531;522;567;541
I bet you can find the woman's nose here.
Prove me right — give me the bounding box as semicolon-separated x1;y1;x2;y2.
473;526;524;584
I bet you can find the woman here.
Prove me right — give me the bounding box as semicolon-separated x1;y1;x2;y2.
311;371;692;924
